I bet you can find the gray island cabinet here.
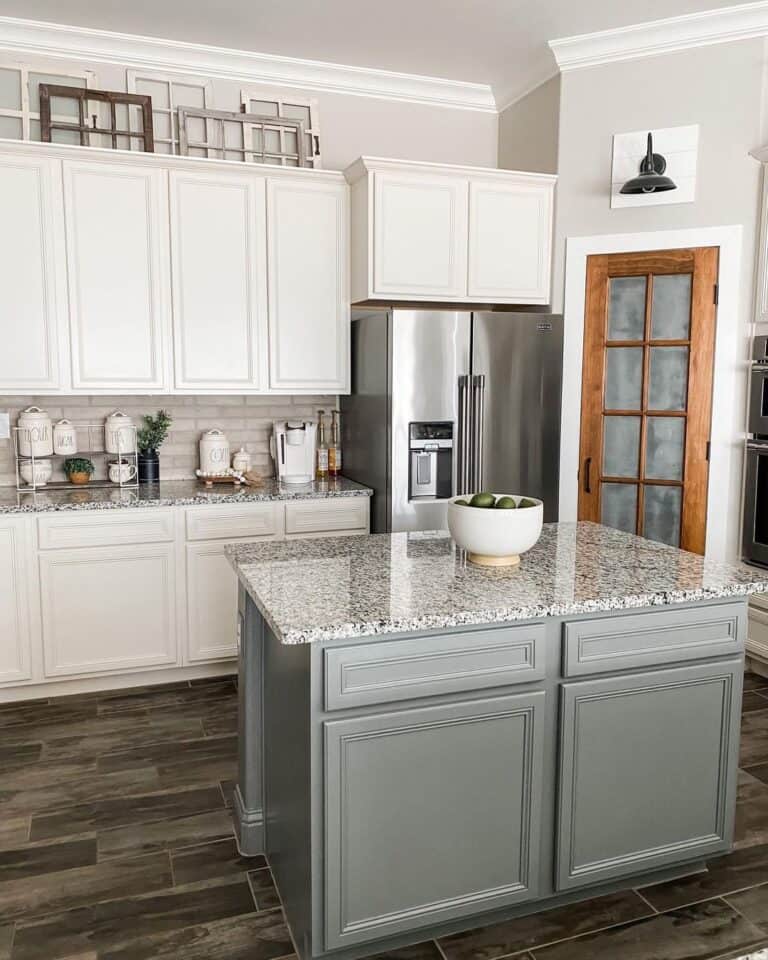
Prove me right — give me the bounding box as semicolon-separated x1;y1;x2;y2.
226;522;768;960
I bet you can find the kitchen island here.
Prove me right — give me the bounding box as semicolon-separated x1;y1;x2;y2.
227;522;768;960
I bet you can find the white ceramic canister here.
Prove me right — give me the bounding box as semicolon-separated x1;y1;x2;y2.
53;419;78;456
199;429;230;473
17;406;53;457
20;458;53;487
232;447;252;474
105;411;136;455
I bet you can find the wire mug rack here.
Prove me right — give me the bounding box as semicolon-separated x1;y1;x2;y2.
13;422;140;492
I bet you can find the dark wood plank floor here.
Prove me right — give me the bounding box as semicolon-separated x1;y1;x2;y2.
3;674;768;959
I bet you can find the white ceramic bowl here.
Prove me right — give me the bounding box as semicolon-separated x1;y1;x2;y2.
447;494;543;566
20;458;53;488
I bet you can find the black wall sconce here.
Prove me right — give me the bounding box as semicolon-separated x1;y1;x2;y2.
620;132;677;195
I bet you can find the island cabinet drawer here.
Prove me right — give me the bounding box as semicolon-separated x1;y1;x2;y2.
185;503;282;541
284;498;369;537
562;603;745;678
324;624;545;710
37;509;175;550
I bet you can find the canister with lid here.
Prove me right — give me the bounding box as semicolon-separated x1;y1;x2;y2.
199;429;230;473
53;419;78;456
105;411;136;455
17;406;53;457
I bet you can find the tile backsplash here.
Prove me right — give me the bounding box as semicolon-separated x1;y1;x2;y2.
0;394;336;486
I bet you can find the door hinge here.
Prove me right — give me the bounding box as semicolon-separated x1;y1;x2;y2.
713;283;719;306
706;440;711;461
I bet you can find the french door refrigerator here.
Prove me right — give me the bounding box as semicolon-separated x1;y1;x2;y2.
340;308;563;534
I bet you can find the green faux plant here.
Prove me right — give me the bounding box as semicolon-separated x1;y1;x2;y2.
63;457;95;477
137;410;173;455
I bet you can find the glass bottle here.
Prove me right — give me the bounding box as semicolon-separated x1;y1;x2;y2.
329;410;342;477
316;411;329;480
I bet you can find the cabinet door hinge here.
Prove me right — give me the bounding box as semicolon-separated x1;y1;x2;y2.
713;283;719;306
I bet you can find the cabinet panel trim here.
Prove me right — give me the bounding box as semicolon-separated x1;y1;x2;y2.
556;661;741;890
324;625;544;709
324;692;544;947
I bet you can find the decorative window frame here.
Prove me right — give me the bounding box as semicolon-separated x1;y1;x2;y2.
0;60;96;140
126;69;213;154
240;87;321;168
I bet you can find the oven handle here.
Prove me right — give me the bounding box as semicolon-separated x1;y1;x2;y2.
747;441;768;452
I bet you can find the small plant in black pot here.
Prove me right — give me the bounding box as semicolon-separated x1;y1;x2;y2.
137;410;172;483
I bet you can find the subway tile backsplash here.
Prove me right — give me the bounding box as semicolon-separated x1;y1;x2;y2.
0;394;336;486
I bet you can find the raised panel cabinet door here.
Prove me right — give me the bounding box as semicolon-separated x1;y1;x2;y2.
63;160;171;391
186;537;275;663
39;543;178;677
324;691;545;949
267;178;349;392
0;518;33;684
170;170;268;390
0;153;69;392
372;170;469;299
556;659;743;891
467;177;553;303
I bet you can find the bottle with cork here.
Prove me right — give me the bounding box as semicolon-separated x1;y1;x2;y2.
316;410;329;480
329;410;342;478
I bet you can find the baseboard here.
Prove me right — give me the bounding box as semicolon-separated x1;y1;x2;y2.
233;783;264;857
0;662;236;702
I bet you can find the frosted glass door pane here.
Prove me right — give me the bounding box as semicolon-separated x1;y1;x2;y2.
601;483;637;534
608;277;646;340
605;347;643;410
645;418;685;480
648;347;688;410
29;74;86;113
0;116;22;138
651;274;692;339
603;417;640;478
644;485;682;546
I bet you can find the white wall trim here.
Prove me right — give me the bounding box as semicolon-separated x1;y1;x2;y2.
494;67;560;115
550;1;768;72
560;225;744;563
0;15;497;113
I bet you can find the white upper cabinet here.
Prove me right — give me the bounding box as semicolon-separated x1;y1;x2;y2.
467;177;553;302
267;178;349;392
0;153;69;393
372;170;468;299
0;518;33;685
346;157;556;305
170;170;268;391
63;159;171;392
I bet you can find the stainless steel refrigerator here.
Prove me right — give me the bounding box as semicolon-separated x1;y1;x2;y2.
341;308;563;533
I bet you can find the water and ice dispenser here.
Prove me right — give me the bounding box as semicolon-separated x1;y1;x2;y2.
408;422;454;500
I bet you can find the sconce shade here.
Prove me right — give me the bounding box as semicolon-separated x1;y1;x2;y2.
620;132;677;195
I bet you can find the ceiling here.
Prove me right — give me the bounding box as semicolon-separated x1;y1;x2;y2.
0;0;752;106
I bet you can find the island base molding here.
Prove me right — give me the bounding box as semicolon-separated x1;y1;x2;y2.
234;589;746;960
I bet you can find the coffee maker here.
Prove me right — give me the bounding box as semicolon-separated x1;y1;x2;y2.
271;421;317;484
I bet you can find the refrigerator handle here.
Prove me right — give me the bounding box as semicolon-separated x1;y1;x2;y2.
458;375;471;495
472;375;486;492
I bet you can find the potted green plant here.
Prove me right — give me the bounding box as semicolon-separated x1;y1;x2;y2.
64;457;95;486
137;410;172;483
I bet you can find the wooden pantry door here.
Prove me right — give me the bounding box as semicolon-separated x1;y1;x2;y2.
578;248;718;554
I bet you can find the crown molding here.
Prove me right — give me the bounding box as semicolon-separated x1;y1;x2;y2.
549;1;768;71
495;67;560;115
0;15;497;113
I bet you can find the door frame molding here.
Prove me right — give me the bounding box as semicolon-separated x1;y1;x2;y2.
560;225;743;561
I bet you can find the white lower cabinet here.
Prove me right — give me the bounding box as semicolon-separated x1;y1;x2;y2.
39;542;178;677
0;497;369;695
186;538;259;663
0;518;33;684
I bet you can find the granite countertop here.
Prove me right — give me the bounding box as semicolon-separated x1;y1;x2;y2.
0;476;372;514
226;521;768;644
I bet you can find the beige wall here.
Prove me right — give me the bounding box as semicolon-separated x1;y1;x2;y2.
0;394;335;486
550;38;766;560
553;39;764;313
7;53;498;169
497;74;560;174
